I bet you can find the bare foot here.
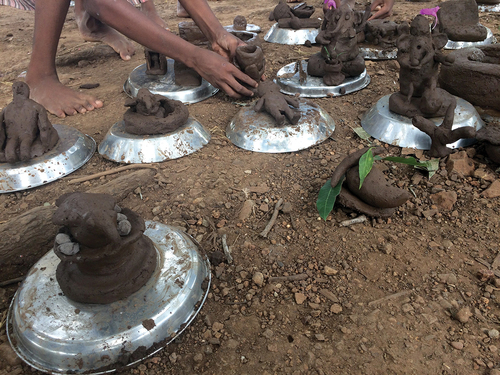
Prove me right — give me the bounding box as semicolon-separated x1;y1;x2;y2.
76;9;136;61
141;0;168;27
26;73;103;117
177;1;190;17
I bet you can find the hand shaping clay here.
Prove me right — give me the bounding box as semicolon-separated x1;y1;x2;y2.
0;81;59;163
123;88;189;135
307;3;370;86
437;0;487;42
389;15;456;118
52;192;157;304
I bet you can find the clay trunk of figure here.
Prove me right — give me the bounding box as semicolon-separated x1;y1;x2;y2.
53;193;157;304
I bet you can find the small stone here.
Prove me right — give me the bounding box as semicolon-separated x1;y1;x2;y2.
315;333;326;341
438;273;458;285
117;220;132;236
489;345;498;353
55;233;71;245
281;202;293;213
451;341;464;350
114;205;122;212
402;303;414;313
193;353;204;363
58;242;80;256
430;191;457;210
295;292;306;305
453;307;472;323
490;369;500;375
244;170;252;174
152;206;162;215
259;203;269;212
482;180;500;199
267;344;278;352
212;322;224;332
488;329;500;339
262;329;274;339
323;266;338;275
446;151;475;177
238;200;255;221
252;272;264;287
330;304;343;314
116;213;127;221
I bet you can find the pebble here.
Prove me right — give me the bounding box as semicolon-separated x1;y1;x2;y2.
451;341;464;350
55;233;71;245
315;334;326;341
490;369;500;375
295;292;306;305
488;329;499;339
58;242;80;256
330;304;343;314
238;200;255;221
252;272;264;287
117;220;131;236
212;322;224;332
438;273;458;285
152;206;162;215
453;307;472;323
323;266;338;275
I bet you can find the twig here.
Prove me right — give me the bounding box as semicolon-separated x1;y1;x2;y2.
368;290;412;306
221;234;233;264
0;276;25;287
269;273;308;283
67;164;158;184
340;215;367;227
260;198;283;238
0;310;7;331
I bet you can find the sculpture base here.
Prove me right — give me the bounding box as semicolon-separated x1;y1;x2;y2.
444;26;496;50
226;99;335;153
7;222;211;375
264;23;319;45
361;95;484;149
0;124;95;193
360;46;397;60
98;118;210;163
275;61;370;98
124;60;218;104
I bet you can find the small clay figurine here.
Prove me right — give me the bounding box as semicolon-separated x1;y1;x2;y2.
52;192;157;304
307;2;370;86
269;1;321;29
233;15;248;31
364;20;408;49
330;147;410;218
476;126;500;164
412;104;477;158
0;81;59;163
144;48;168;76
234;44;266;82
389;15;456;118
437;0;487;42
123;88;189;135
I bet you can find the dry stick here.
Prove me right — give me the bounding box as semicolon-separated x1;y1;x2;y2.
221;234;233;264
269;273;308;283
0;276;25;287
260;198;284;238
340;215;368;227
68;164;158;184
368;290;412;307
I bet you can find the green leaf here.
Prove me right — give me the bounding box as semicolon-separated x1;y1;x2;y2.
317;177;344;221
380;156;439;178
352;127;371;140
358;148;374;189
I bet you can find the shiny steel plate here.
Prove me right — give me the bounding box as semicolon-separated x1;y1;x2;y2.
0;125;95;193
98;118;210;163
124;60;218;104
360;46;397;60
227;99;335;153
224;24;261;33
478;4;500;12
275;61;370;98
361;94;484;149
264;22;319;45
444;26;496;49
7;222;211;375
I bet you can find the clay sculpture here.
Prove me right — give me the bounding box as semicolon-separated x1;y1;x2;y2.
439;45;500;111
437;0;487;42
476;126;500;164
233;15;248;31
234;45;301;125
269;1;321;29
52;192;157;304
144;48;168;76
364;20;408;49
389;15;455;118
412;104;477;158
123;88;189;135
0;81;59;163
307;2;370;86
330;147;410;218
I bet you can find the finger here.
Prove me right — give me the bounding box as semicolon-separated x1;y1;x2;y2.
232;68;258;89
219;82;243;99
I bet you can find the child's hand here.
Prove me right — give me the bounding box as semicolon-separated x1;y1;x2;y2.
368;0;394;21
211;30;245;61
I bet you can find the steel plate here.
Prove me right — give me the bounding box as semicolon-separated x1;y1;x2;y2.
224;24;261;33
226;99;335;153
7;221;211;375
361;94;484;149
360;46;397;60
444;26;496;50
478;4;500;12
98;118;210;163
0;125;95;193
275;61;370;98
123;60;218;104
264;22;319;45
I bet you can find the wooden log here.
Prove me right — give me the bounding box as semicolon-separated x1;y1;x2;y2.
0;169;155;283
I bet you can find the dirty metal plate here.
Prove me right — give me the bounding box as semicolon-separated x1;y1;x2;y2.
478;4;500;12
226;100;335;153
224;24;261;33
360;46;397;60
444;27;496;50
98;118;210;163
361;94;484;149
124;60;218;104
275;61;370;98
264;22;319;45
0;125;95;193
7;222;211;375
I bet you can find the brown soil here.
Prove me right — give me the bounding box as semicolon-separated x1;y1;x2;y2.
1;1;500;375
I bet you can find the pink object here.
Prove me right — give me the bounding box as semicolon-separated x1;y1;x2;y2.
420;6;440;29
324;0;337;10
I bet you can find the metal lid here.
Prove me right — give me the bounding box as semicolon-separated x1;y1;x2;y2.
275;61;371;98
360;46;397;60
264;23;319;45
0;124;95;193
445;26;496;50
361;94;484;149
224;24;261;33
98;118;210;163
124;60;218;104
7;221;211;374
226;99;335;153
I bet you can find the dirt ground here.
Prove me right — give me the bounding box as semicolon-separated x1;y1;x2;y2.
1;1;500;374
